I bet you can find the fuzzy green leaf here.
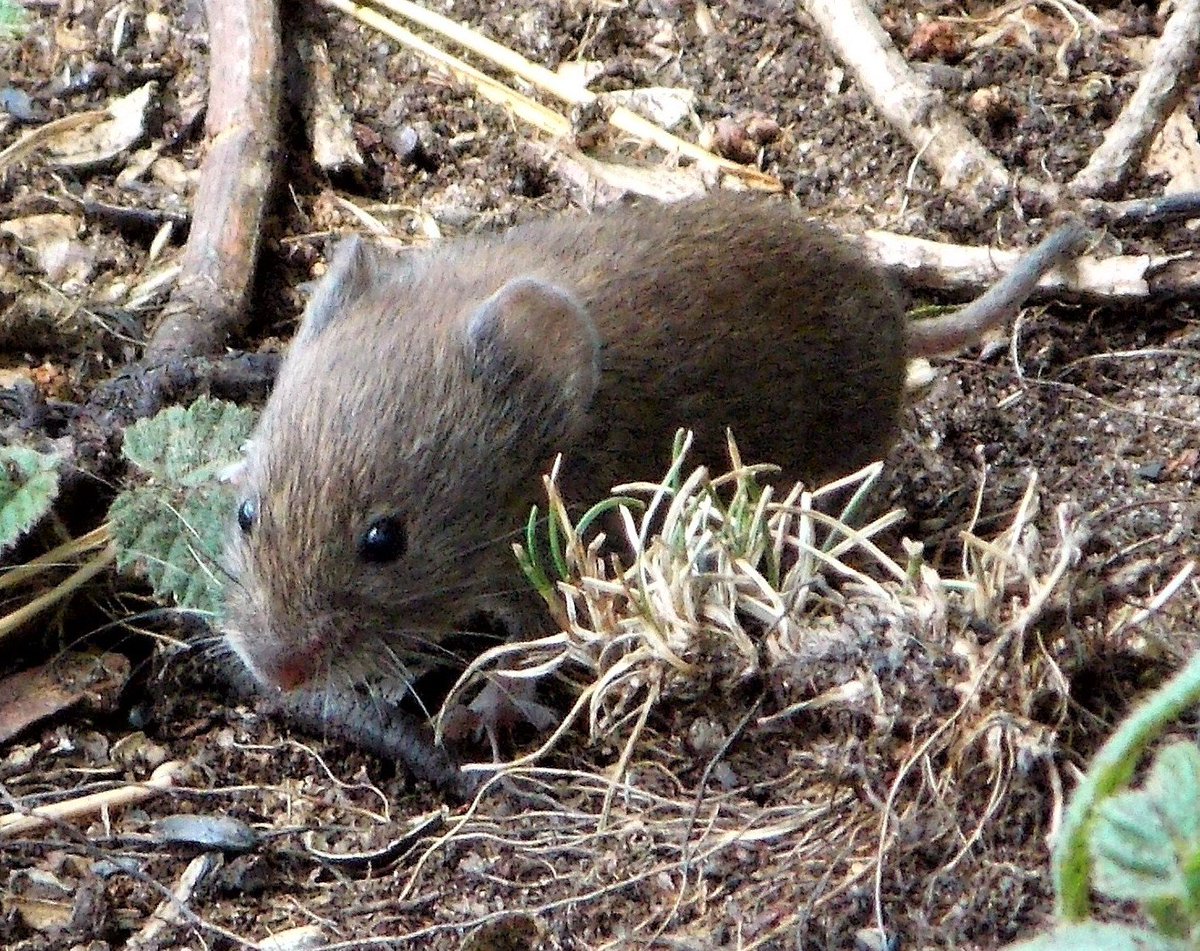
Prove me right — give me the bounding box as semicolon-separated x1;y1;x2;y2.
1092;790;1183;903
1090;742;1200;921
1146;742;1200;850
110;396;255;615
1003;921;1187;951
1146;742;1200;925
109;482;232;616
0;446;61;554
1089;742;1200;920
1054;654;1200;921
121;395;255;486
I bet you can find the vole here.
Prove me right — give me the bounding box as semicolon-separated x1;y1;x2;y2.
222;192;1086;744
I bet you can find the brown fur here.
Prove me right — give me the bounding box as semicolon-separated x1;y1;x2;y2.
222;193;1083;700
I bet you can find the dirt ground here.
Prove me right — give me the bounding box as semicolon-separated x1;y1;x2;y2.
2;0;1199;948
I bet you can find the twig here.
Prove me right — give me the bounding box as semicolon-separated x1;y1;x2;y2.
296;29;365;175
0;524;109;593
0;759;184;837
0;110;105;172
370;0;780;189
325;0;570;136
801;0;1056;209
1080;190;1200;227
1068;0;1200;198
948;0;1109;34
125;853;221;951
0;545;116;645
326;0;781;191
145;0;283;359
82;351;281;429
534;141;710;204
856;229;1181;302
1110;558;1196;636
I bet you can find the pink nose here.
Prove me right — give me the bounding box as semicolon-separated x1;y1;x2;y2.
261;644;322;692
272;656;314;691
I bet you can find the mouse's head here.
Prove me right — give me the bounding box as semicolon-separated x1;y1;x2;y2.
222;236;600;698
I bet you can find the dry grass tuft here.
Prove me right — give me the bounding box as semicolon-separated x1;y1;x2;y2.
414;432;1092;943
439;433;913;770
441;432;1081;754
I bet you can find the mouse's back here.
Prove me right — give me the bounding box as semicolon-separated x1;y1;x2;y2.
436;192;909;494
225;194;908;695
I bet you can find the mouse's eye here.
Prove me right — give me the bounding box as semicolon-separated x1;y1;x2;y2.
237;498;257;535
359;514;407;563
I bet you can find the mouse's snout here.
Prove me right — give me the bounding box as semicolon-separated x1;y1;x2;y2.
259;647;320;692
225;614;329;694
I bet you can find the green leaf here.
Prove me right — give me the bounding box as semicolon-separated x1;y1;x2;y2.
110;397;255;615
1150;742;1200;925
0;0;27;40
1003;921;1187;951
121;395;254;486
1090;741;1200;927
1147;742;1200;849
0;446;61;554
1092;790;1183;902
109;482;232;616
1053;652;1200;921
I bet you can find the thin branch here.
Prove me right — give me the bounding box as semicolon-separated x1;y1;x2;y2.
325;0;571;136
0;547;117;645
144;0;283;359
857;229;1187;303
800;0;1057;210
326;0;781;191
1080;190;1200;228
296;29;365;175
0;760;184;837
1068;0;1200;198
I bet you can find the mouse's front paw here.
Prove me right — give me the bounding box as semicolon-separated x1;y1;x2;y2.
441;675;557;760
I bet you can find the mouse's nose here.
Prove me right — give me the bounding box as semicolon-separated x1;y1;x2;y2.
272;653;317;691
250;638;324;692
223;595;329;693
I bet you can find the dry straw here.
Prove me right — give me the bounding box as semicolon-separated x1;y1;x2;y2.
437;431;914;776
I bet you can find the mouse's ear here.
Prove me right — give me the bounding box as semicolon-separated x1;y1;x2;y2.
465;277;600;413
292;235;384;350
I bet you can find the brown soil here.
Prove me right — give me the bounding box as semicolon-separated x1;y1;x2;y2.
2;1;1198;949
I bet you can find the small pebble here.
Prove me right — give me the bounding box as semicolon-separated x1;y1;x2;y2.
0;86;44;123
154;814;260;853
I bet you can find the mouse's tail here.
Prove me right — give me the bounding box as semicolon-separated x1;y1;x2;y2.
906;220;1091;358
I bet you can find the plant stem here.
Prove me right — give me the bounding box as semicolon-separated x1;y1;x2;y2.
1054;651;1200;919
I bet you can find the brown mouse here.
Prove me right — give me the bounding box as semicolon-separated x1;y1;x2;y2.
222;192;1086;733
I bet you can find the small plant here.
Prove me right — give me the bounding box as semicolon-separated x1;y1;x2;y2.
108;396;255;617
437;430;908;773
0;445;60;555
1006;651;1200;950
